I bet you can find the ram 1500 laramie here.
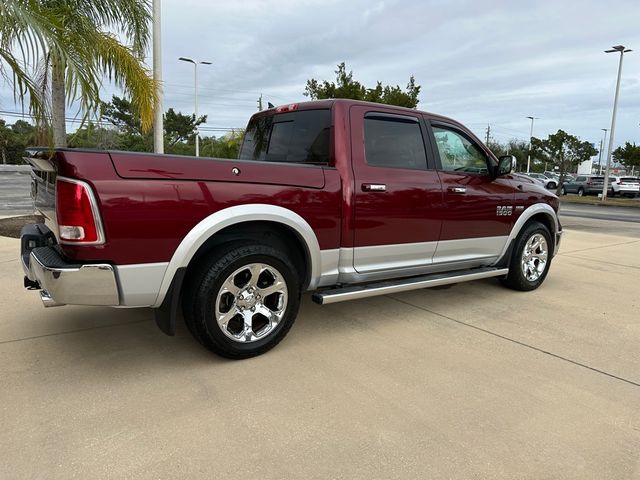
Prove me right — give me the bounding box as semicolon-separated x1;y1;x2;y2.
21;99;561;358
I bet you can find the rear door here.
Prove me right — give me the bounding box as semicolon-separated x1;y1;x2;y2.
427;121;517;265
349;105;442;274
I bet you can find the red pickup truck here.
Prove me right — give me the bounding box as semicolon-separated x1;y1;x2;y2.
22;99;561;358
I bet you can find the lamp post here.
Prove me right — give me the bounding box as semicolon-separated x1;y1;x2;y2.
152;0;163;154
178;57;212;157
526;116;538;173
602;45;632;201
597;128;608;174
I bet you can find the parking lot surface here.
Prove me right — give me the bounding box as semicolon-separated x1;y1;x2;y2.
1;228;639;479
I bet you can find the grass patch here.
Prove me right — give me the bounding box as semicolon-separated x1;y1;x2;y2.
0;215;44;238
560;195;640;208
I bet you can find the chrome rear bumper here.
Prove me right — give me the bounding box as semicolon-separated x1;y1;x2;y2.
21;224;119;307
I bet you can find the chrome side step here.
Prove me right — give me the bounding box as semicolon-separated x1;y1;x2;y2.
312;267;509;305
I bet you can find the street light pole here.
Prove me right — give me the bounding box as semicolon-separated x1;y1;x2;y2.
178;57;212;157
602;45;632;201
152;0;163;154
597;128;608;175
526;116;538;173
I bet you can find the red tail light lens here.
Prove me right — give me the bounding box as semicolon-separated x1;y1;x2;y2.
56;177;104;244
275;103;298;113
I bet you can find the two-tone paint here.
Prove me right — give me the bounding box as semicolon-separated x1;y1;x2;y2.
28;99;561;309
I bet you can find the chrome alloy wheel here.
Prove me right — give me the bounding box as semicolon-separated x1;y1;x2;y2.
215;263;288;343
521;233;548;282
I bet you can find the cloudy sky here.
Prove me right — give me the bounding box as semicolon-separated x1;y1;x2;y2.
2;0;639;150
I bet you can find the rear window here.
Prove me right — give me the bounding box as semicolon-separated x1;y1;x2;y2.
621;177;637;182
239;109;331;165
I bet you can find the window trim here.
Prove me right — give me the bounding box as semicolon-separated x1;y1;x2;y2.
362;111;432;171
427;120;494;176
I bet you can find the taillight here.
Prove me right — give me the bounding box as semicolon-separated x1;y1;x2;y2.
55;177;104;244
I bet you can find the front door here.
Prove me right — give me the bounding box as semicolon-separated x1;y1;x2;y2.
350;105;442;274
428;121;517;265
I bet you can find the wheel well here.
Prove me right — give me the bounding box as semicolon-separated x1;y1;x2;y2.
526;212;556;250
185;221;310;289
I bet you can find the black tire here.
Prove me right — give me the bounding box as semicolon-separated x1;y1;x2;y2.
561;186;566;195
182;242;301;359
577;188;585;197
501;221;552;292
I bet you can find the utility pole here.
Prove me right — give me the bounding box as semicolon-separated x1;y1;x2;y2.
485;124;491;145
179;57;212;157
602;45;632;201
152;0;163;154
597;128;608;174
257;94;263;111
526;116;538;173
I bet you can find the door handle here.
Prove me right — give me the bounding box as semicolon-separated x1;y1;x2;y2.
362;183;387;192
448;186;467;194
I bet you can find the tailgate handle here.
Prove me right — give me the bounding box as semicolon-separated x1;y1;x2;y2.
448;186;467;194
362;183;387;192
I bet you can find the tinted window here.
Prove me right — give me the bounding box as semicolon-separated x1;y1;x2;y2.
239;109;331;164
364;116;427;170
576;177;586;182
432;126;489;174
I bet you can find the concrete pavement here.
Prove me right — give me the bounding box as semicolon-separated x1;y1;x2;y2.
0;230;639;479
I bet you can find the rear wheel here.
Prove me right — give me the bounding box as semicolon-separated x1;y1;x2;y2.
501;221;552;291
183;243;301;359
577;187;585;197
561;186;566;195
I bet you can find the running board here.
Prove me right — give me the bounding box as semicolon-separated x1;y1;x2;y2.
312;267;509;305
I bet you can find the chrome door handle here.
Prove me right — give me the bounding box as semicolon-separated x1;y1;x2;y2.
362;183;387;192
448;186;467;194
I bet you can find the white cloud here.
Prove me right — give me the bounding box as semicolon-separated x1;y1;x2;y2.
1;0;639;147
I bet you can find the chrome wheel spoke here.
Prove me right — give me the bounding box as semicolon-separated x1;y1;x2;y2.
258;278;285;298
217;305;240;328
241;310;255;341
247;264;264;288
220;277;241;297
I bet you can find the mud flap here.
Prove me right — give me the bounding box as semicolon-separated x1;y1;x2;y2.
153;267;186;336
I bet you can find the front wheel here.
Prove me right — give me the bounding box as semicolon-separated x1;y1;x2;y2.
183;243;301;359
501;221;552;291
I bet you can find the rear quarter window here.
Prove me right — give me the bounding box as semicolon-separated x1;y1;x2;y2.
239;109;331;165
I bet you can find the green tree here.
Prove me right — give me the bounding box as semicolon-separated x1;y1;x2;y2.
486;139;531;172
304;62;421;108
0;0;156;147
612;142;640;174
164;108;207;147
101;95;208;153
200;130;245;159
0;119;35;164
531;130;598;194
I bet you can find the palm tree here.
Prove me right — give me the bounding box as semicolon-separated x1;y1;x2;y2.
0;0;156;147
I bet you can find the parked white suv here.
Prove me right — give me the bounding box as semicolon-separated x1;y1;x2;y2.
611;176;640;197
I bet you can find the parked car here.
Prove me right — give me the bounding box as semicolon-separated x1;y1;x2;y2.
614;176;640;197
21;99;562;359
524;172;557;190
561;175;613;196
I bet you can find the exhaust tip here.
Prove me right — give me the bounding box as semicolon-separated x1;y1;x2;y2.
40;290;64;308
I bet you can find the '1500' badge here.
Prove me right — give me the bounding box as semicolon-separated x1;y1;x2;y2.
496;206;513;216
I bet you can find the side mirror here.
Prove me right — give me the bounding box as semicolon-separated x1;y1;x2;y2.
496;155;516;176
